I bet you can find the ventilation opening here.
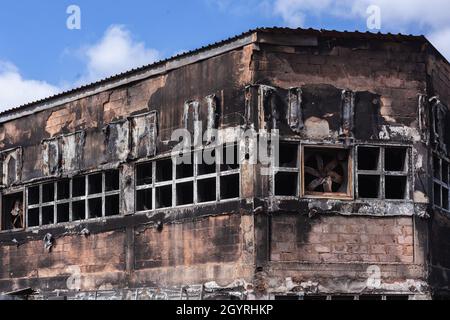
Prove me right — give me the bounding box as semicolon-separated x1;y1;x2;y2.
72;200;86;221
88;174;103;195
278;143;299;168
106;195;120;216
88;198;102;219
28;186;40;206
385;176;407;200
137;189;152;212
198;149;216;175
42;183;54;203
57;203;70;223
358;147;380;170
275;172;298;196
28;208;39;228
2;192;24;230
385;147;407;172
156;159;173;182
176;153;194;179
42;206;54;226
198;178;216;203
136;163;153;186
73;177;86;197
156;185;172;209
221;144;239;171
105;170;120;192
176;182;194;206
57;180;70;200
358;175;380;199
220;175;240;199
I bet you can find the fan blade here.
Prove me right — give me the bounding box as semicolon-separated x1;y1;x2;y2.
324;159;338;172
307;178;324;191
304;166;322;178
328;171;343;184
323;177;333;193
315;154;324;172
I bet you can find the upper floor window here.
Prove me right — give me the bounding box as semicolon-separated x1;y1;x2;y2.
433;154;450;211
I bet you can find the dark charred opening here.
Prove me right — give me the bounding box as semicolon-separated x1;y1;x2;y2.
105;170;120;192
385;296;410;301
434;183;442;207
359;295;383;301
136;163;153;186
156;159;173;182
176;182;194;206
198;149;216;175
434;156;441;180
156;185;172;209
42;183;54;203
28;208;39;228
443;161;449;184
42;206;54;226
57;180;70;200
57;203;70;223
28;186;40;205
385;147;407;172
303;296;328;301
198;178;216;203
220;174;240;199
2;192;24;230
73;177;86;197
385;176;407;200
358;175;380;199
72;200;86;221
136;189;152;212
176;153;194;179
88;198;102;218
358;147;380;171
105;195;120;216
88;174;103;195
278;143;299;168
221;144;239;171
443;188;449;211
275;172;298;196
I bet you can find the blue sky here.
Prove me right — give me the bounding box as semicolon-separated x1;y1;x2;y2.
0;0;449;110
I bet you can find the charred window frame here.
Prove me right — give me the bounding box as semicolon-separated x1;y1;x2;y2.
26;170;121;228
356;146;411;200
135;143;240;213
272;141;300;197
302;145;353;199
433;153;450;211
0;191;25;231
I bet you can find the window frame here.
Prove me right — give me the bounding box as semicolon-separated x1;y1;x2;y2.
272;140;301;198
433;152;450;212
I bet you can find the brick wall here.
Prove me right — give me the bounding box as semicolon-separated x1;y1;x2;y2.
271;214;414;264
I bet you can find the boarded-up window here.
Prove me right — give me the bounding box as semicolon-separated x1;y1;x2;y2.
61;132;85;173
42;138;60;176
104;120;130;162
1;148;22;187
130;112;158;160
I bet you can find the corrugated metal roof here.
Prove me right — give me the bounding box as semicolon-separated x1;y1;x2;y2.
0;27;432;119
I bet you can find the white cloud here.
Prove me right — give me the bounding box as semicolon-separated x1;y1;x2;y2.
0;61;60;112
82;25;160;83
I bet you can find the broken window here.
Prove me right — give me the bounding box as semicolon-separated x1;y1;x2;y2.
1;148;22;187
357;146;410;200
433;154;450;211
129;112;158;160
303;146;351;198
1;192;24;231
61;132;85;173
42;138;61;176
103;120;130;163
219;143;240;200
25;169;121;228
273;142;300;197
431;99;450;154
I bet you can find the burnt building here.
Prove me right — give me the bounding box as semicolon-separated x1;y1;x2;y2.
0;28;450;300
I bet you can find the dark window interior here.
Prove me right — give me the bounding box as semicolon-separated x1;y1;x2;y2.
105;170;120;192
198;178;216;203
221;144;239;171
385;295;409;301
359;295;383;301
137;163;153;186
435;183;442;207
156;159;173;182
443;188;449;210
385;147;407;172
198;149;216;175
176;182;194;206
105;195;120;216
275;172;298;196
278;143;298;168
303;296;328;301
42;183;54;203
331;296;355;301
88;198;102;218
28;187;40;205
434;156;441;180
137;189;152;212
358;175;380;199
220;175;240;199
358;147;380;171
73;177;85;197
72;200;86;221
2;192;24;230
385;176;407;200
176;153;194;179
42;206;54;226
57;203;70;223
88;174;103;195
28;208;39;227
156;185;172;209
57;180;70;200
